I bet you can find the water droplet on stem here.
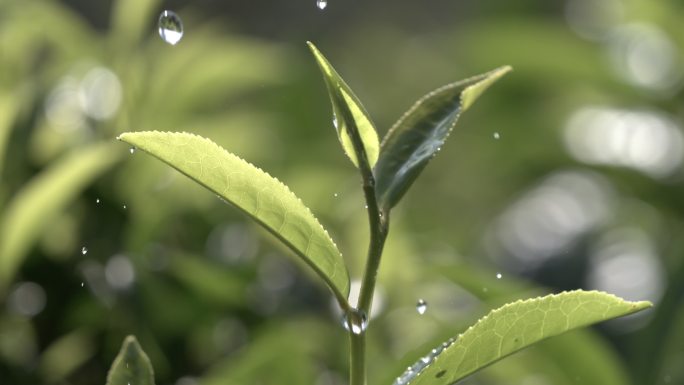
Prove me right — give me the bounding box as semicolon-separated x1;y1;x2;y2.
341;309;368;335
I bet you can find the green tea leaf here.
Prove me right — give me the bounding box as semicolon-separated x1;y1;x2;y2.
106;335;155;385
403;290;651;385
307;42;380;170
118;131;350;306
0;143;122;290
374;66;511;210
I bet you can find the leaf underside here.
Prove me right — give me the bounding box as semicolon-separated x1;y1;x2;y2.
408;290;651;385
307;41;380;170
118;131;350;306
106;335;155;385
374;66;511;210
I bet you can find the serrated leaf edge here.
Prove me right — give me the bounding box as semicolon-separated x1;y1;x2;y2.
117;131;350;306
380;66;512;150
408;290;650;385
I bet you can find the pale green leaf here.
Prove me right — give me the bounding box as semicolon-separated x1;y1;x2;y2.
406;290;651;385
307;42;380;169
117;131;350;306
0;143;122;290
374;66;511;210
106;335;155;385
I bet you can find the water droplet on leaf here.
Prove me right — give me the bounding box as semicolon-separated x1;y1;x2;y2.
158;10;184;45
316;0;328;10
342;309;368;335
81;246;88;255
416;299;427;315
129;147;136;154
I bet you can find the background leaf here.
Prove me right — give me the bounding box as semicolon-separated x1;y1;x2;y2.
308;42;380;170
374;66;511;210
0;142;121;291
118;131;350;307
106;335;155;385
406;290;651;385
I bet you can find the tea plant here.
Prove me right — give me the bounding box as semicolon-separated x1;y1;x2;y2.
111;43;651;385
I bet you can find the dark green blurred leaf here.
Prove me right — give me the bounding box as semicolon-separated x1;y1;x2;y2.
39;331;95;382
374;66;511;210
0;142;122;290
408;291;650;385
106;335;155;385
118;131;350;307
308;42;380;170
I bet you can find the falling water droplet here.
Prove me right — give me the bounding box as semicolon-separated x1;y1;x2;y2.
316;0;328;10
364;204;368;209
341;309;368;335
81;247;88;255
333;193;339;197
496;272;502;279
332;114;338;129
80;282;84;287
493;132;501;140
129;147;136;154
416;299;427;315
96;198;100;204
158;10;184;45
122;204;127;209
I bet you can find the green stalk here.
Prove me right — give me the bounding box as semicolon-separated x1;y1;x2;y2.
347;132;389;385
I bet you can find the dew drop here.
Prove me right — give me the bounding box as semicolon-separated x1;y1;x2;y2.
129;147;136;154
493;132;501;139
316;0;328;10
416;299;427;315
158;10;184;45
496;272;502;279
341;309;368;335
81;246;88;255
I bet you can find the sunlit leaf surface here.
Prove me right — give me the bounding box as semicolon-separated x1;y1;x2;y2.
118;131;350;306
403;290;651;385
308;42;380;170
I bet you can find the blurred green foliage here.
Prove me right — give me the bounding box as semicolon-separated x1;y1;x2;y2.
1;0;683;384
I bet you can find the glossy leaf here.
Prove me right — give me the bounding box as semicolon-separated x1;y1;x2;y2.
404;290;651;385
118;131;350;306
307;42;380;170
374;66;511;209
0;143;122;289
106;335;155;385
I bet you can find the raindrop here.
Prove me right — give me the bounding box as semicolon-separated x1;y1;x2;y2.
96;198;100;204
81;282;85;287
496;272;502;279
316;0;328;10
129;147;136;154
493;132;501;139
333;193;339;198
81;246;88;255
158;10;184;45
122;204;127;209
341;309;368;335
416;299;427;315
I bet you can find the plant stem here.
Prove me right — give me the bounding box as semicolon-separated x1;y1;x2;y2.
349;168;389;385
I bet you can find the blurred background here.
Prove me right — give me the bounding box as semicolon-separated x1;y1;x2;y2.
1;0;683;384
